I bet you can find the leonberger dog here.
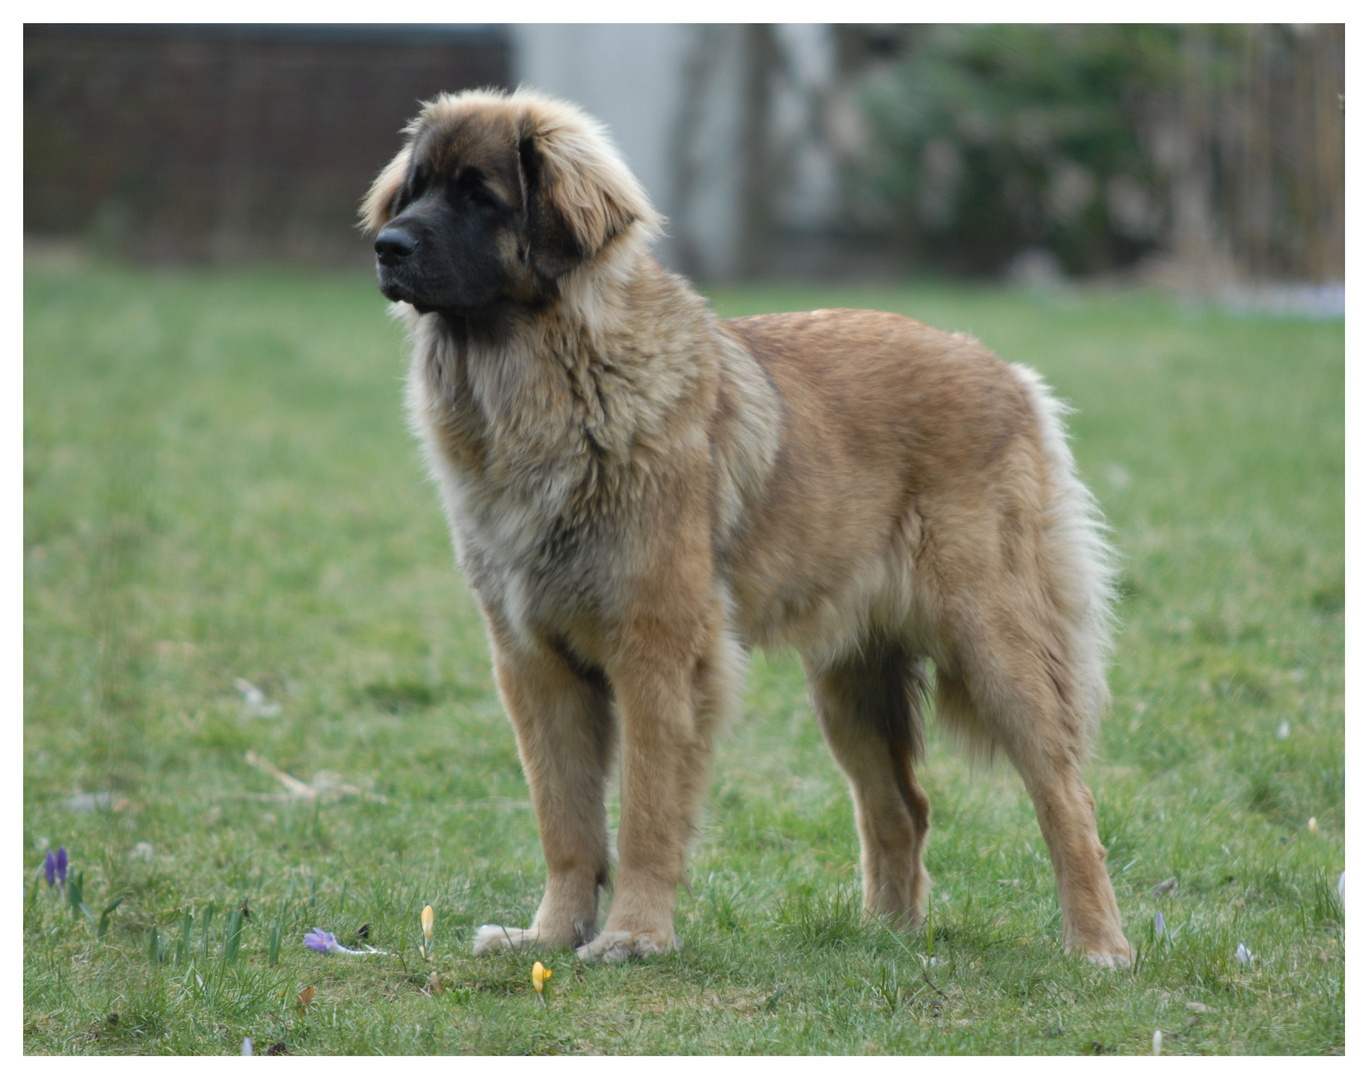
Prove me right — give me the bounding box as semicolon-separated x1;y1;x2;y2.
362;88;1134;968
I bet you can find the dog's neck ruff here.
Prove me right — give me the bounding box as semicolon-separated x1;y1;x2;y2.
405;233;705;474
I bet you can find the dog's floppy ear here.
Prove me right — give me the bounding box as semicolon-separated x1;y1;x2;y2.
517;107;663;281
360;145;411;234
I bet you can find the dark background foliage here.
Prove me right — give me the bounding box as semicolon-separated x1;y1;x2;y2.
855;25;1343;280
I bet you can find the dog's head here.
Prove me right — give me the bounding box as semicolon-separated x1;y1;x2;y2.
361;89;662;319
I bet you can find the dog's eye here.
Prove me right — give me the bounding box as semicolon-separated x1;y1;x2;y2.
449;178;503;215
472;188;503;212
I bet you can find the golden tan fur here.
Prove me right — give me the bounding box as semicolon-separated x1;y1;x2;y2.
364;88;1134;967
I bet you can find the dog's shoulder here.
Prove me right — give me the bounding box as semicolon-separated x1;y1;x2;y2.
707;321;784;543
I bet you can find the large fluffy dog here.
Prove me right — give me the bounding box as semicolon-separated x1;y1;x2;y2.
363;88;1134;967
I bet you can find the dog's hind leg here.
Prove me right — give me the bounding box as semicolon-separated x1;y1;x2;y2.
805;641;931;930
943;623;1133;968
472;632;616;956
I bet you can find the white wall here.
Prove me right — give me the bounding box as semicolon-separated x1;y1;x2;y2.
510;24;838;279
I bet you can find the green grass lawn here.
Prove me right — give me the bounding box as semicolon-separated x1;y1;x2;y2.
23;263;1343;1054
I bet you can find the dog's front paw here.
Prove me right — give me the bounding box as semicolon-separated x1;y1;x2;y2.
1079;940;1137;970
1078;941;1133;969
575;929;678;965
472;924;541;956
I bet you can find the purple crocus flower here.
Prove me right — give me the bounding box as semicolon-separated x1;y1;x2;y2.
303;928;337;953
1155;910;1166;938
44;850;56;887
302;927;373;956
55;847;68;887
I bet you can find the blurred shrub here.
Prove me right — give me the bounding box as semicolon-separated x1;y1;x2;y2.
857;25;1181;277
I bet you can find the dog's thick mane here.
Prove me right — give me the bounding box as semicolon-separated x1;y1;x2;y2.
368;89;752;628
365;87;694;462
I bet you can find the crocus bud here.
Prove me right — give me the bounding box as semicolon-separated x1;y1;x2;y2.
532;961;551;994
421;905;435;959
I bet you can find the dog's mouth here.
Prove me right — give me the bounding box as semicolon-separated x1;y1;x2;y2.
376;260;521;323
377;265;438;314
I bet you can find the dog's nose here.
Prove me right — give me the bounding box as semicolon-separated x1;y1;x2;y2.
375;224;418;267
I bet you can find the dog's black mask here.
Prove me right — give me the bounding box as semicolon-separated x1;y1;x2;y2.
374;163;521;318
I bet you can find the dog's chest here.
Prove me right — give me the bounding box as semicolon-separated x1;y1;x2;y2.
411;375;618;639
433;440;608;620
403;310;704;647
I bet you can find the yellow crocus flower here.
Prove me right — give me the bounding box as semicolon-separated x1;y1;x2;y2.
532;961;551;995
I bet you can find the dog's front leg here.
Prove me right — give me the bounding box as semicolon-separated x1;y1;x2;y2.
577;605;735;964
472;633;615;956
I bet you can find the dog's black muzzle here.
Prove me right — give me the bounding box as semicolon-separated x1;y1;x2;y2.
373;198;509;318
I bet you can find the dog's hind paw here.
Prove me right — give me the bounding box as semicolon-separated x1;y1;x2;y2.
575;929;678;965
472;924;540;956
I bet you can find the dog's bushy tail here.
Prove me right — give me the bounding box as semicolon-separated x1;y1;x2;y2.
1007;363;1119;748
